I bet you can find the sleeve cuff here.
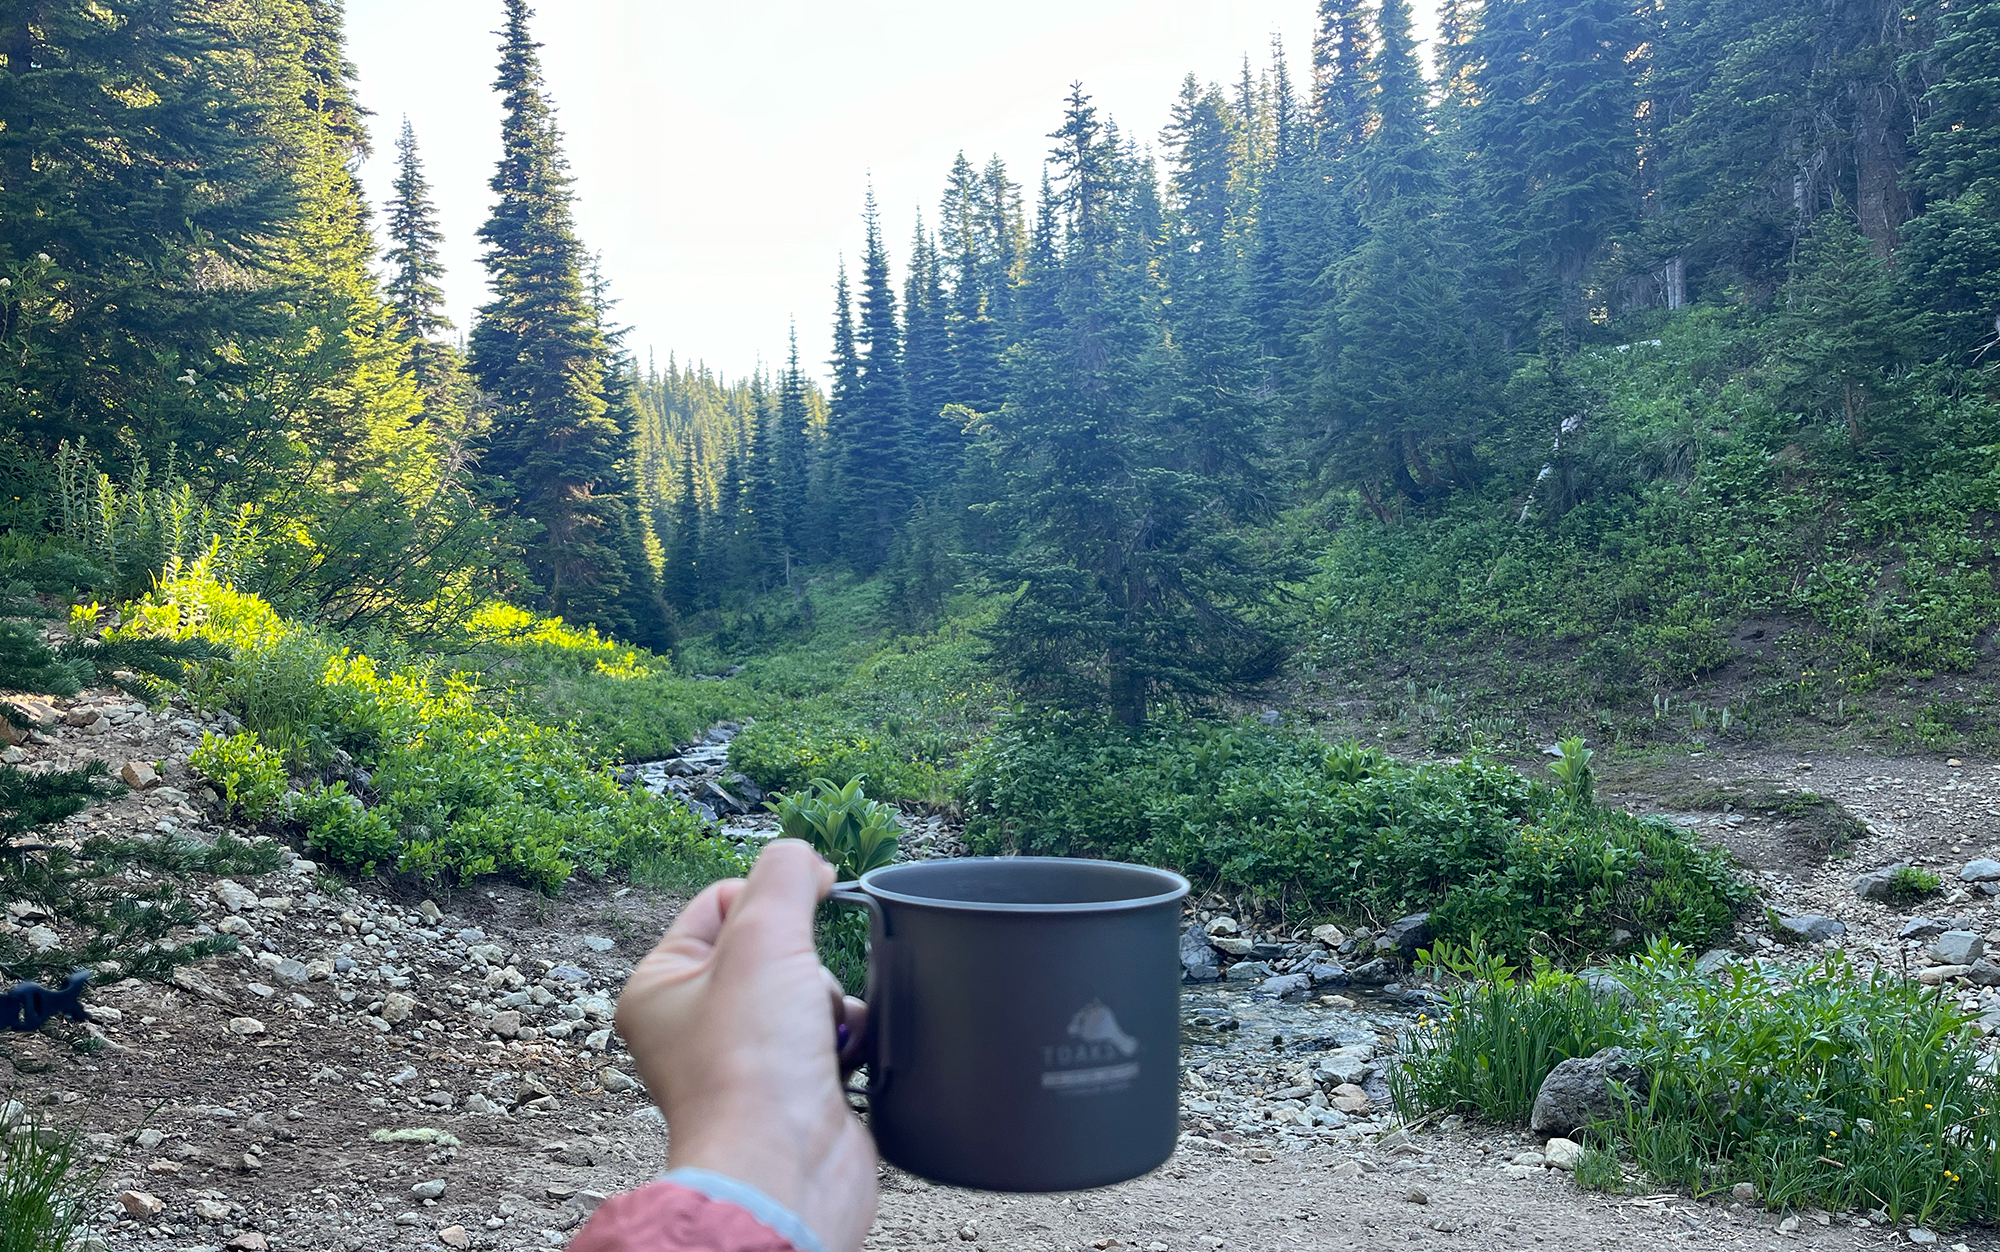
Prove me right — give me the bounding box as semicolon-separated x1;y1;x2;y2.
659;1168;831;1252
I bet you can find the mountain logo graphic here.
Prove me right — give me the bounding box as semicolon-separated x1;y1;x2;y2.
1067;998;1140;1058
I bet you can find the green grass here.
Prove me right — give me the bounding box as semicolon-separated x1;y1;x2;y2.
1296;308;2000;743
0;1109;107;1252
1398;942;2000;1228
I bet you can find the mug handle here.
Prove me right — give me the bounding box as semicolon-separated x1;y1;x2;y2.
828;884;889;1078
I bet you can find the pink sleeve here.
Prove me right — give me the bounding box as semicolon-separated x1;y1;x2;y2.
566;1181;808;1252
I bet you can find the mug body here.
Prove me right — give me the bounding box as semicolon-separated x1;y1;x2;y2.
856;857;1188;1192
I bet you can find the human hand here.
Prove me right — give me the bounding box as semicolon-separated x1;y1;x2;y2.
616;839;877;1252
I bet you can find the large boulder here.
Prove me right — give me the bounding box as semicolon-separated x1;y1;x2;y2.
1934;930;1986;966
1529;1046;1647;1138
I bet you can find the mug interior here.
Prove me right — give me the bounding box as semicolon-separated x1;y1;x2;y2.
860;857;1188;912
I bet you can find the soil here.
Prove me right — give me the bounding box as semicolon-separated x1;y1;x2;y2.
7;693;2000;1252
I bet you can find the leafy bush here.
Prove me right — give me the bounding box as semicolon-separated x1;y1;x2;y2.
769;778;901;881
1892;865;1943;900
189;730;288;820
132;565;740;891
961;717;1749;960
1573;1146;1628;1193
1399;943;2000;1228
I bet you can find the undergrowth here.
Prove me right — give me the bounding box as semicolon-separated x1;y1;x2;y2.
961;716;1749;960
1398;942;2000;1228
0;1107;107;1252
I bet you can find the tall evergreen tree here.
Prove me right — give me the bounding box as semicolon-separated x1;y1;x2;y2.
840;195;913;569
902;219;957;481
1311;0;1374;158
774;329;813;580
383;116;454;393
820;260;862;564
467;0;633;634
1900;0;2000;360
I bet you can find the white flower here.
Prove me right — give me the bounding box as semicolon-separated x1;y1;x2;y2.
35;253;50;263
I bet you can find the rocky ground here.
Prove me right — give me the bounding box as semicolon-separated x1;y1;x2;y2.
4;691;2000;1251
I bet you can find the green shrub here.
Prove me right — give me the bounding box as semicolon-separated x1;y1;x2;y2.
1573;1146;1627;1193
962;717;1748;960
1891;865;1942;900
769;777;902;881
189;730;289;820
1399;942;2000;1229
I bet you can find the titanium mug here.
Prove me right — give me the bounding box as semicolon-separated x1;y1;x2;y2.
831;856;1190;1192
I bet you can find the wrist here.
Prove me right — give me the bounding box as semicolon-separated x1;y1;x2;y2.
659;1168;830;1252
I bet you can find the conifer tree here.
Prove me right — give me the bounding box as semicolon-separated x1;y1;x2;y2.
820;261;862;564
467;0;634;634
1900;0;2000;360
840;196;914;570
663;446;703;613
902;221;957;482
774;331;813;581
1311;0;1373;159
384;117;455;393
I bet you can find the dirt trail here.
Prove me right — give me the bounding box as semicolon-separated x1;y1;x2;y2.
5;695;1998;1252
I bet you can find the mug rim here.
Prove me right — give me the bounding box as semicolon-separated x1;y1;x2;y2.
853;855;1191;914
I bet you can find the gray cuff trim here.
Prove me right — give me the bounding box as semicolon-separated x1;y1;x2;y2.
659;1167;830;1252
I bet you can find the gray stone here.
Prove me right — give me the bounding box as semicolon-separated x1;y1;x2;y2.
1693;948;1737;976
456;928;487;944
548;964;590;983
378;993;415;1025
1209;935;1256;956
1961;859;2000;883
584;1028;613;1052
409;1179;446;1200
464;1093;504;1116
1774;914;1846;943
598;1068;638;1094
490;1011;522;1039
1529;1046;1648;1137
332;957;355;975
1579;970;1636;1005
1899;917;1946;941
581;936;615;953
1967;960;2000;987
212;880;259;914
1306;961;1349;987
1349;957;1395;984
1223;960;1274;982
1853;863;1912;900
1375;913;1433;962
270;959;310;984
1260;973;1313;998
1934;930;1986;965
1179;927;1221;982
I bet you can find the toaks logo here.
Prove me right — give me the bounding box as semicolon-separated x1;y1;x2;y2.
1039;998;1141;1094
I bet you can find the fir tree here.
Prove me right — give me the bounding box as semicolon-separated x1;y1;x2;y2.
384;117;454;393
663;446;703;614
1900;0;2000;360
840;195;913;570
902;220;957;482
774;328;813;577
467;0;634;634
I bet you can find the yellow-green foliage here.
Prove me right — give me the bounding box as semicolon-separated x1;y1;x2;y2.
188;731;288;820
134;562;741;890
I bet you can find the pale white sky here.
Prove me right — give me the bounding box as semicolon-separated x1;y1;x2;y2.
347;1;1438;383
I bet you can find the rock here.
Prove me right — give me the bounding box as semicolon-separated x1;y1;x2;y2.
723;773;764;804
1529;1046;1647;1137
303;959;334;981
1961;860;2000;883
1934;931;1986;965
599;1068;638;1094
193;1197;233;1221
212;880;260;914
1405;1186;1429;1205
490;1010;522;1038
119;1190;165;1219
422;1091;453;1108
1375;913;1432;962
1205;916;1240;936
417;900;443;925
1328;1160;1365;1181
1580;970;1635;1005
1917;964;1971;985
1209;935;1255;956
227;1017;266;1036
379;992;416;1025
1775;914;1846;943
1223;960;1274;982
1179;926;1221;982
410;1179;447;1200
1900;917;1946;940
584;1027;614;1052
1908;1229;1938;1244
457;928;487;944
576;994;614;1019
1543;1137;1583;1170
226;1233;267;1251
1306;961;1349;987
1853;864;1912;900
0;745;22;763
1311;924;1346;947
134;1127;164;1151
1966;960;2000;987
464;1093;505;1115
581;936;615;953
119;760;159;789
1730;1182;1757;1202
1693;948;1737;976
271;958;310;984
25;924;58;952
439;1226;471;1249
1349;957;1394;984
1260;973;1313;998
